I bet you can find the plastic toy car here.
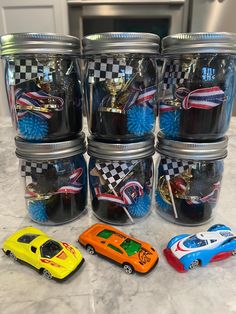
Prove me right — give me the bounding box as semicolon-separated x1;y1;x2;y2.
164;224;236;272
2;226;84;281
78;223;159;274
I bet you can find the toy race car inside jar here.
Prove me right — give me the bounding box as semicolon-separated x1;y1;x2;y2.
83;32;160;142
88;137;155;225
155;133;228;226
159;32;236;141
15;134;87;225
0;33;82;142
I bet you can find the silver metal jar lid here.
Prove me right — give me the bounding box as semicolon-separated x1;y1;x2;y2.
0;33;80;56
83;32;160;55
156;133;228;161
162;32;236;55
15;133;86;161
87;136;155;160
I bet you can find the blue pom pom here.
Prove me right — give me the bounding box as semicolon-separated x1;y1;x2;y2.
28;201;48;223
128;193;151;218
127;106;154;136
159;110;180;138
155;190;172;213
18;113;48;141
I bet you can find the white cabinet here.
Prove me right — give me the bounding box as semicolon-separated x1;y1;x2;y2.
0;0;69;116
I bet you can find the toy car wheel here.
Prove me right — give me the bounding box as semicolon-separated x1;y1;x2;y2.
9;251;17;262
42;269;53;280
123;263;134;274
86;245;95;255
189;259;200;270
232;250;236;256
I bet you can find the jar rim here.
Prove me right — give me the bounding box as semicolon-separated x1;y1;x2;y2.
162;32;236;55
88;136;155;160
156;132;228;161
0;32;81;56
83;32;160;55
15;133;86;161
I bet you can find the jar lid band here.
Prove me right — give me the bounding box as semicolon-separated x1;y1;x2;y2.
87;136;155;160
15;133;86;161
0;33;80;56
162;32;236;55
156;132;228;160
83;32;160;55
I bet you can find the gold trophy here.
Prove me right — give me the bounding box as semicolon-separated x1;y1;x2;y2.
99;77;126;114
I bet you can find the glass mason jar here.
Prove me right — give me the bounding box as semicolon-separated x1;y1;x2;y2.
83;32;160;142
0;33;82;142
15;134;87;225
155;133;228;226
88;137;154;225
159;32;236;141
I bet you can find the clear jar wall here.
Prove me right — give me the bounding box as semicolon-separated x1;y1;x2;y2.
84;54;158;142
159;54;236;141
4;55;83;142
89;156;154;225
155;156;224;226
20;154;87;225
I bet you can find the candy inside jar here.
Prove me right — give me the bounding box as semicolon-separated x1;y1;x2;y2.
155;133;228;226
15;134;87;225
83;33;160;142
88;137;154;225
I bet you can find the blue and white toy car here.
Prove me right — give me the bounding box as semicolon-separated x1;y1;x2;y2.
164;224;236;272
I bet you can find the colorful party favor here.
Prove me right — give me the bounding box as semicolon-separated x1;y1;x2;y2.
83;32;159;142
15;134;87;225
0;33;82;142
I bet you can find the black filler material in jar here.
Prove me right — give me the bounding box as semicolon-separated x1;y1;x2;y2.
88;137;155;225
0;33;82;142
15;134;87;225
155;133;228;226
83;32;160;142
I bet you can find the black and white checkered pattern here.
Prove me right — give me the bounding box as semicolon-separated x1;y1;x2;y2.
161;158;193;180
12;59;52;85
163;61;190;90
21;160;48;177
95;161;136;190
88;57;133;83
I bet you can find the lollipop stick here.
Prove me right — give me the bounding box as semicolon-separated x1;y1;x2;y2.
167;179;178;219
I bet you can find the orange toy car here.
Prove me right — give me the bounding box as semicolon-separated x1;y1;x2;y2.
78;223;159;274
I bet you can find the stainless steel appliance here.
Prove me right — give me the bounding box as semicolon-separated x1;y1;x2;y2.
68;0;190;41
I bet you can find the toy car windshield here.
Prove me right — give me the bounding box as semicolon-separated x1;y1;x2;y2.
41;240;62;258
120;238;141;256
183;235;208;248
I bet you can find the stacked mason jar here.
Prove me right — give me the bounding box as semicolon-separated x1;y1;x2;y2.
1;32;236;227
0;33;88;225
83;33;160;225
155;33;236;225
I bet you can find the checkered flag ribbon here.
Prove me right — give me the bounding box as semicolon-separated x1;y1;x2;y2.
163;61;190;90
95;161;137;190
21;160;48;177
10;59;54;85
161;158;194;180
88;57;133;83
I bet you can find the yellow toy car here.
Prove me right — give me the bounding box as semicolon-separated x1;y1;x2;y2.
2;226;84;281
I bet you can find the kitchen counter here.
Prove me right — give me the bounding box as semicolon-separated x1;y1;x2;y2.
0;117;236;314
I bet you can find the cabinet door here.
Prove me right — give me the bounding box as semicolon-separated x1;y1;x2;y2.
0;0;69;117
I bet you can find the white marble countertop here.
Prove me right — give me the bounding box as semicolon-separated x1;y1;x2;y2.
0;117;236;314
